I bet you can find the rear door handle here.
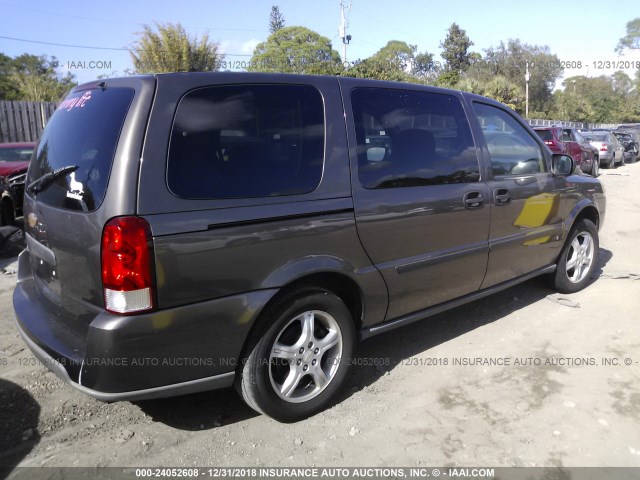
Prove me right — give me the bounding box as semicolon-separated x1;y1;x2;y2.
494;188;510;205
463;191;484;209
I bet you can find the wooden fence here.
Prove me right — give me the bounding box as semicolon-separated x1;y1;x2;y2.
0;100;58;143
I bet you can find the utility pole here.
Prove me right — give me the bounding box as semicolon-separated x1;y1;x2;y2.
525;60;530;118
339;0;352;65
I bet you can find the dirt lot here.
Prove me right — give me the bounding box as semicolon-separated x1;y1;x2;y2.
1;163;639;471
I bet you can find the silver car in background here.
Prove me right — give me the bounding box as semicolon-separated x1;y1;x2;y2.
583;131;625;168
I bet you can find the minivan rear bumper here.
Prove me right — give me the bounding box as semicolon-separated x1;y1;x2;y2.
14;319;235;401
13;250;278;401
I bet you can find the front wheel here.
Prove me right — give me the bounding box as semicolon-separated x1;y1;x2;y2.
591;157;599;177
550;219;599;293
236;288;355;422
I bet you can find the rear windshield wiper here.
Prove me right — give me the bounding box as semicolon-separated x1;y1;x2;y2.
27;165;79;195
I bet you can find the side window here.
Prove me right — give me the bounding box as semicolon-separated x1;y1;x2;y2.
167;85;324;199
350;88;480;189
561;129;572;142
473;103;545;176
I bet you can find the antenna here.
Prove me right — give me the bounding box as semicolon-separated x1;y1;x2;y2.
339;0;352;65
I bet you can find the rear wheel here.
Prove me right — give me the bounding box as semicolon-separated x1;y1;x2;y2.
550;219;598;293
236;288;355;422
591;157;599;176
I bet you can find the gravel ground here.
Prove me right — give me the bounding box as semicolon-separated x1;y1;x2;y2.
1;163;639;471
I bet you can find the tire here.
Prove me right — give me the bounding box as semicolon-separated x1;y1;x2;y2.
550;219;598;294
236;288;355;422
591;157;599;177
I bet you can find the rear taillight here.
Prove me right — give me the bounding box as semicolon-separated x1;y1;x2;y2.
600;145;608;151
544;140;553;146
101;216;154;314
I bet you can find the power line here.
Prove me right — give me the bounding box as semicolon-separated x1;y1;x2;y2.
0;35;253;56
1;35;129;51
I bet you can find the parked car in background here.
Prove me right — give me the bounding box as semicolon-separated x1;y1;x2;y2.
582;131;624;168
615;124;640;163
613;131;639;163
0;142;34;177
0;142;34;226
533;127;599;176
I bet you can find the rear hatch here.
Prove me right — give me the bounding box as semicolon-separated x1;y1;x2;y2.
18;77;155;366
587;134;608;155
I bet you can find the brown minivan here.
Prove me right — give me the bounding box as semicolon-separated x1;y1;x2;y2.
14;73;605;422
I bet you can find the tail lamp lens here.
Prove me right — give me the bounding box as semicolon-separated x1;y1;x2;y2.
101;216;154;314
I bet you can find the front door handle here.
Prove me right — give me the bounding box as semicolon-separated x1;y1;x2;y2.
494;188;510;205
463;191;484;209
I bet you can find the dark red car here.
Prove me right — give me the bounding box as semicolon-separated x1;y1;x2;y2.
533;127;599;176
0;142;34;225
0;142;34;177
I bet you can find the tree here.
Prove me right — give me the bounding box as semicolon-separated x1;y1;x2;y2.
345;41;436;83
248;26;341;75
551;75;632;123
439;23;474;84
616;18;640;53
612;70;633;98
0;53;20;100
269;6;286;34
456;75;522;111
411;51;437;81
130;22;223;73
466;39;563;115
7;54;76;101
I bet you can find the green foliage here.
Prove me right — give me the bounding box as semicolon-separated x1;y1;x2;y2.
0;53;76;101
440;23;474;74
130;22;223;73
269;6;286;34
346;41;435;83
436;69;460;88
550;75;640;124
466;39;562;115
0;53;20;100
411;51;437;81
456;75;522;111
616;18;640;53
248;26;341;75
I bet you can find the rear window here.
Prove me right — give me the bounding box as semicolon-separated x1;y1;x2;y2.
589;134;607;142
167;84;325;199
534;130;553;142
0;146;34;162
26;87;134;211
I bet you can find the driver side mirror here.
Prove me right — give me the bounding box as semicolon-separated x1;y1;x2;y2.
552;154;574;176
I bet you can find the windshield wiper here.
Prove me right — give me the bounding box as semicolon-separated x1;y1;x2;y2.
27;165;79;195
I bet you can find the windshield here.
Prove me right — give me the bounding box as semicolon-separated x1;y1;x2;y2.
26;87;134;211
